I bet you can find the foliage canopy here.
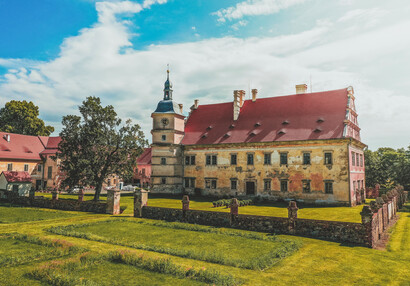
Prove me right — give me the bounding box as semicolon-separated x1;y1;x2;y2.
57;96;147;200
0;100;54;136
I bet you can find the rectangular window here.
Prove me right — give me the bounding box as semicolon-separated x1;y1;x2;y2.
206;155;217;166
161;177;166;184
280;180;288;192
185;155;196;165
7;163;12;171
161;135;166;141
205;178;217;189
280;153;288;165
230;179;237;190
302;180;311;193
230;154;237;165
356;153;359;167
351;151;355;166
264;153;271;165
325;181;333;194
184;178;195;188
24;164;29;172
264;179;271;191
360;154;363;167
37;164;42;172
303;153;311;165
247;153;254;165
161;158;166;165
324;152;333;165
47;166;52;179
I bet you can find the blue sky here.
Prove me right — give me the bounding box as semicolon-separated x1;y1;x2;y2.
0;0;409;149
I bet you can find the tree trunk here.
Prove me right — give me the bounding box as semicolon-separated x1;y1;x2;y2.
93;180;103;201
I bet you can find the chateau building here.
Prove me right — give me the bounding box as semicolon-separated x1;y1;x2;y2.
151;72;366;206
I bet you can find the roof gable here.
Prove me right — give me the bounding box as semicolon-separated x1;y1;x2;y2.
137;148;152;165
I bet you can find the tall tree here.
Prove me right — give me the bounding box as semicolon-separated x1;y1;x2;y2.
0;100;54;136
57;97;148;200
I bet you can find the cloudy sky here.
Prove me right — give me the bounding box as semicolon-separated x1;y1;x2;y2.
0;0;409;149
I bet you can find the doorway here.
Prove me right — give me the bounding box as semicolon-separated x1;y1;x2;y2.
246;181;256;195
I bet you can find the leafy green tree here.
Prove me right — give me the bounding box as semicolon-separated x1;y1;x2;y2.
365;146;410;191
57;97;148;200
0;100;54;136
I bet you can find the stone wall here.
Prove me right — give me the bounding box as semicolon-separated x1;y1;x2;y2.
136;186;407;248
0;189;121;214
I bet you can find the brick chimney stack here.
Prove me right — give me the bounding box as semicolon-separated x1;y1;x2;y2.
233;90;245;120
296;84;308;94
252;89;258;102
178;104;183;114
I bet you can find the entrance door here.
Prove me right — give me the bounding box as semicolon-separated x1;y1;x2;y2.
246;182;255;195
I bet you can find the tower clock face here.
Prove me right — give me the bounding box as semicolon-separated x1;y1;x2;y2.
161;118;169;126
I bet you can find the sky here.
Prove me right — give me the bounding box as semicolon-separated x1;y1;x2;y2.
0;0;409;150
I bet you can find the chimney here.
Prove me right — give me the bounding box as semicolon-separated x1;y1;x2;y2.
252;89;258;102
233;90;241;121
296;84;308;94
178;103;183;114
194;99;199;109
238;90;245;107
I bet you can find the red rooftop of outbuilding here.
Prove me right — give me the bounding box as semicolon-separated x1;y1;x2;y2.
137;148;152;165
1;171;32;183
181;88;349;145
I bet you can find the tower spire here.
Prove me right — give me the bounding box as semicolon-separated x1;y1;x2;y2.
163;64;173;100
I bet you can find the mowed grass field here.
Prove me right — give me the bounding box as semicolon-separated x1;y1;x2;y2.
1;195;408;285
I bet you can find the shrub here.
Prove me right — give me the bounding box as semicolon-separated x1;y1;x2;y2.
212;199;253;208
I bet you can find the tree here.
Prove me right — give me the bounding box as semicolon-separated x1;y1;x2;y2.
0;100;54;136
57;97;148;200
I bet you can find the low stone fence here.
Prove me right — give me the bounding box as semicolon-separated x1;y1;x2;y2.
0;189;122;215
134;188;408;248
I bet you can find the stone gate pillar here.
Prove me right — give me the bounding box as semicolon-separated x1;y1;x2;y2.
134;189;149;217
230;198;239;215
360;205;375;248
29;187;35;200
78;188;85;202
287;201;298;234
182;195;190;211
106;189;121;215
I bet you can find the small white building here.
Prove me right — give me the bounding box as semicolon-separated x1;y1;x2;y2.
0;171;32;198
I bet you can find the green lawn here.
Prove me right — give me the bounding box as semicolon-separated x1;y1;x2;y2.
47;218;300;269
0;203;80;223
4;195;407;285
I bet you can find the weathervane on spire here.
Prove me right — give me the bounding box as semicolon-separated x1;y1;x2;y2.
163;64;173;100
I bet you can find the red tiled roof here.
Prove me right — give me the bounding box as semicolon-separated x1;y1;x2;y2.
40;136;61;155
182;88;349;145
1;171;32;183
137;148;152;165
0;132;61;160
0;132;45;160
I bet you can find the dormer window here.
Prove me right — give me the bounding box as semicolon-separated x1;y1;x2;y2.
282;120;289;125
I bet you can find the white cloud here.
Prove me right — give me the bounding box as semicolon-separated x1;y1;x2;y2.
0;0;409;149
213;0;307;22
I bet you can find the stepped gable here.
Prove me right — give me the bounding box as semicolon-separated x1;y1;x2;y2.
182;88;349;145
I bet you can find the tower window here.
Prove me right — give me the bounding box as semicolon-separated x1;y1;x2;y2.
161;158;166;165
47;166;53;179
161;135;166;141
37;164;42;172
351;151;355;166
